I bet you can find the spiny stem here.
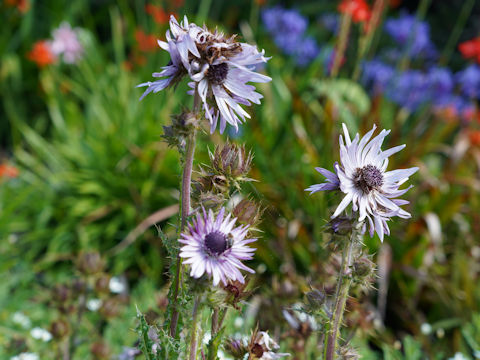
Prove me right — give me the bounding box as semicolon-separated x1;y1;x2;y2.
324;232;357;360
170;90;200;338
189;296;201;360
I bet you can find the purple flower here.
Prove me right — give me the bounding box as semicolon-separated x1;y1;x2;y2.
455;64;480;99
179;207;256;286
138;16;271;134
306;124;418;241
50;22;83;64
361;59;394;95
385;70;430;111
384;13;436;58
261;6;319;67
319;13;339;34
426;66;454;103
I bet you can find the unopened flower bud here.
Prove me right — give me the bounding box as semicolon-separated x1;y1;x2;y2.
212;142;252;179
77;252;104;275
305;288;326;309
99;298;121;318
162;111;199;149
338;345;360;360
353;256;375;279
90;342;110;360
95;274;111;294
49;319;70;339
328;216;354;236
233;199;263;226
224;338;248;359
53;284;71;303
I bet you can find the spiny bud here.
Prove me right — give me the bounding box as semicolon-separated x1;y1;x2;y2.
52;284;71;303
305;288;326;309
162;111;199;149
77;251;104;275
90;342;111;360
223;279;253;309
232;199;263;227
49;319;70;339
95;274;111;294
328;216;354;236
224;338;248;359
338;345;360;360
211;142;253;180
99;297;122;318
353;255;375;280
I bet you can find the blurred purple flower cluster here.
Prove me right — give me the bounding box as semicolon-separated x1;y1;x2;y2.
261;6;320;67
361;13;480;119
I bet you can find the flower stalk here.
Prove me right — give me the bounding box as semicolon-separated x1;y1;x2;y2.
324;228;359;360
170;90;200;338
188;296;201;360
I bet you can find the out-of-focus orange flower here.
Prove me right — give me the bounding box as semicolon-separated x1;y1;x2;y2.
171;0;184;7
254;0;267;5
459;37;480;64
0;164;19;178
468;130;480;146
135;29;158;52
27;41;56;67
5;0;30;13
338;0;371;23
145;4;170;24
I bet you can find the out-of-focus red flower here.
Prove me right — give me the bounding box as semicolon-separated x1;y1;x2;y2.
459;37;480;63
338;0;371;23
145;4;171;24
5;0;30;13
468;130;480;146
171;0;184;7
135;29;158;52
389;0;402;8
254;0;267;5
27;41;56;67
0;164;19;178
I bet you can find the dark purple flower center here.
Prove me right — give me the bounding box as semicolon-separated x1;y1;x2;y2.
353;164;383;193
206;63;229;85
204;231;228;255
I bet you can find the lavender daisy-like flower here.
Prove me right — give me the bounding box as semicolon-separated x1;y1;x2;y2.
50;22;83;64
138;15;271;134
306;124;418;241
179;207;256;286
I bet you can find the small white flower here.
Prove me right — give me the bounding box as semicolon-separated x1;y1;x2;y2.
10;353;39;360
448;353;470;360
30;327;52;342
109;276;126;294
87;298;102;311
420;322;432;335
12;312;31;329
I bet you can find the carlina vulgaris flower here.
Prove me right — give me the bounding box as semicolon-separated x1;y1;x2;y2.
138;15;271;134
27;40;56;67
179;207;256;286
305;123;419;241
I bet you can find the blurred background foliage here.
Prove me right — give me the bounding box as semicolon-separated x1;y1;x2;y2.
1;0;480;359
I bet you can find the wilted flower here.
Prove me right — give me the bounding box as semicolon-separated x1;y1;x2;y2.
248;330;290;359
27;41;56;67
139;15;271;133
179;207;256;286
306;124;418;241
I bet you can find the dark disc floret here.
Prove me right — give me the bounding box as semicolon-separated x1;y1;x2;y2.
206;63;229;85
353;164;384;193
204;231;228;255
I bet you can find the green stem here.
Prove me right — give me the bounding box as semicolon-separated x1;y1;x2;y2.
189;296;201;360
324;232;357;360
330;14;352;78
169;90;200;338
439;0;475;66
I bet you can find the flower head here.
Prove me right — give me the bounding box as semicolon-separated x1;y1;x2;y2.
51;22;83;64
338;0;371;23
27;40;56;67
248;331;290;359
179;207;256;286
306;124;418;241
138;15;271;133
459;37;480;63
